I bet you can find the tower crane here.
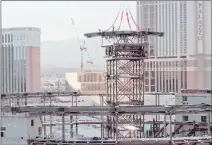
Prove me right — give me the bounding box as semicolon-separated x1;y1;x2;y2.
71;18;87;71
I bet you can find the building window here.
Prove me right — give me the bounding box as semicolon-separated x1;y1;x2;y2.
5;34;7;43
8;34;10;43
145;86;149;92
1;132;4;137
182;96;187;101
1;127;6;131
151;79;155;85
38;127;42;135
151;86;155;92
31;119;34;126
201;116;207;123
144;71;149;77
182;116;188;121
2;35;4;43
11;34;13;42
145;79;149;85
151;71;155;77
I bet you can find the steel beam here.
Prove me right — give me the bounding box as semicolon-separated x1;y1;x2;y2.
1;92;176;99
2;105;211;115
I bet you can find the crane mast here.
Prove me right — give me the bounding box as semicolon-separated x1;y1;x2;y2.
71;18;87;71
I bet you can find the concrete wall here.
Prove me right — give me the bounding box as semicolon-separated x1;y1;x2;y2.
175;93;212;137
2;113;42;145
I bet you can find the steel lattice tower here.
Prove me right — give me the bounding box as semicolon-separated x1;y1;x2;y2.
85;30;164;139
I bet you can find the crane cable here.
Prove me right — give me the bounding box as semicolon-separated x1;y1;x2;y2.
86;53;93;64
117;10;124;31
126;9;132;31
104;8;121;32
128;9;145;31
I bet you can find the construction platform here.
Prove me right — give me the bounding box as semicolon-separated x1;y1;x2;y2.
28;136;212;145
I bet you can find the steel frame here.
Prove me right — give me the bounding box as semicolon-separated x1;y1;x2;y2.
85;30;164;139
1;91;212;143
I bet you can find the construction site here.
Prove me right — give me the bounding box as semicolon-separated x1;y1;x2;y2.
1;7;212;145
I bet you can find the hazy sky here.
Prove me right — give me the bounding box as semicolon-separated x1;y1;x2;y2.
2;1;136;42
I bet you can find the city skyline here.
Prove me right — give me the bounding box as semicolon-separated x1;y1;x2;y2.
137;1;211;91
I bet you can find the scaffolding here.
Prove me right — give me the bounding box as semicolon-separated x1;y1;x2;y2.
84;30;164;139
1;92;212;144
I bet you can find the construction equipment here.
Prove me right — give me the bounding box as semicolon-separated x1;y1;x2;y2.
85;53;94;72
86;53;94;65
71;18;87;71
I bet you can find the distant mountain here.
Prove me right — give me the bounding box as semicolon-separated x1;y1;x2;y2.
40;37;106;72
41;66;105;77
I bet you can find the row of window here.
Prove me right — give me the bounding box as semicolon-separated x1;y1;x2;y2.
81;83;105;92
144;74;185;93
78;73;104;83
182;115;207;123
2;34;13;43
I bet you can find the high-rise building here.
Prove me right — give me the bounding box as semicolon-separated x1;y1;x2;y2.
1;27;41;93
136;1;211;92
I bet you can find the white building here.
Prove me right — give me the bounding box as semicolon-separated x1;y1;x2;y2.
136;1;211;92
1;27;41;93
65;72;105;104
66;72;105;94
1;113;42;145
175;89;212;137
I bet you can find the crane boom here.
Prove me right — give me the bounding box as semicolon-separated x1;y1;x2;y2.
71;18;86;71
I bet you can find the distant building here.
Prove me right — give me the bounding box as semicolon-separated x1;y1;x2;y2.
136;1;211;92
65;71;105;94
1;27;41;93
175;89;212;136
65;71;105;104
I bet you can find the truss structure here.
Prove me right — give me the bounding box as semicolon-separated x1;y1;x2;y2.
1;91;212;142
84;30;164;139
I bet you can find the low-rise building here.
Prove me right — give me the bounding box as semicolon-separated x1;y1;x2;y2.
175;89;212;137
1;113;42;145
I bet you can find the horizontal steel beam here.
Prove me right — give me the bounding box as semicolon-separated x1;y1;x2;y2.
42;120;212;126
2;105;211;115
84;30;164;38
1;91;176;99
102;43;148;47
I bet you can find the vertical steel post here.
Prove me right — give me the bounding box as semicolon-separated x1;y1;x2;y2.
208;112;211;135
0;2;2;143
164;114;167;136
43;96;46;137
75;96;78;136
49;95;52;137
70;95;74;138
62;114;65;141
169;113;172;141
